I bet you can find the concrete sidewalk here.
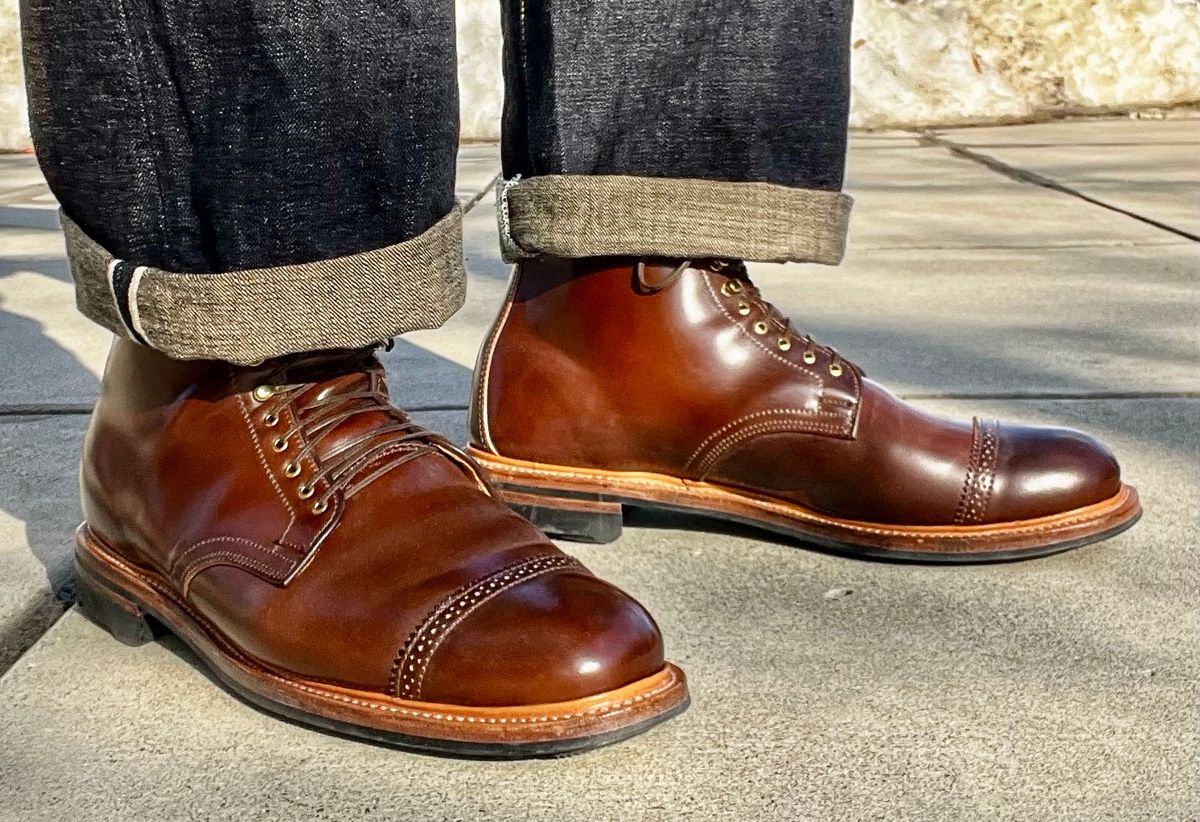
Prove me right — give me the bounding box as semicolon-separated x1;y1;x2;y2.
0;118;1196;820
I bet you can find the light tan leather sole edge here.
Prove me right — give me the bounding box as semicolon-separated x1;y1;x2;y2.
467;448;1142;561
73;525;689;758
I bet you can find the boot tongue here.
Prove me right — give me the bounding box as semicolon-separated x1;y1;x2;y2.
281;353;408;467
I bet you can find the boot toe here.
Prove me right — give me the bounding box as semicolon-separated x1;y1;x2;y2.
414;569;666;707
988;424;1122;523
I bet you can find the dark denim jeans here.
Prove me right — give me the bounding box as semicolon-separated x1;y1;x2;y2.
20;0;460;273
502;1;851;191
21;0;853;362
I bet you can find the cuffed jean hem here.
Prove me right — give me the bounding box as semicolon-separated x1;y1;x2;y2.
497;174;853;265
61;206;466;364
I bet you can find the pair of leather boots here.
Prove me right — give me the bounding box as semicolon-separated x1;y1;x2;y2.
75;257;1140;757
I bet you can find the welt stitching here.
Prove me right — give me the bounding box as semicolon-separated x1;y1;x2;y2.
481;459;1120;539
387;552;572;695
700;271;824;388
697;419;849;477
89;538;677;725
685;407;844;470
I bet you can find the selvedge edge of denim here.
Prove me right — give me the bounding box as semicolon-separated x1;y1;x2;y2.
61;206;467;364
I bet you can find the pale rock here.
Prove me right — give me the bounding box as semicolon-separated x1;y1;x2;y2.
0;0;28;151
0;0;1196;148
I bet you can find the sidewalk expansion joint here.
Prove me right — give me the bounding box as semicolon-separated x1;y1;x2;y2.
0;404;93;416
460;173;501;214
0;403;472;417
898;391;1198;401
914;130;1200;244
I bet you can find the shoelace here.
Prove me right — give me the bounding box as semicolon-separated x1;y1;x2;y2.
636;258;848;375
255;347;487;512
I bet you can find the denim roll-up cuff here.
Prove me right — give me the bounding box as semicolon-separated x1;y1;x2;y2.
497;175;853;265
61;207;466;364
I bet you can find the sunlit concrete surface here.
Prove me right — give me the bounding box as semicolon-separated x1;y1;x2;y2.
0;119;1196;819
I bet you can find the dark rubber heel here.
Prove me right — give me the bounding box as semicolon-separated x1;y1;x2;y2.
502;488;624;544
75;565;160;646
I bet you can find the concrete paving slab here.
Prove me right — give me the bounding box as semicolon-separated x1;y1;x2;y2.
978;144;1196;236
933;122;1199;236
0;399;1194;820
847;131;924;149
0;266;107;409
0;414;83;671
936;117;1199;148
844;141;1186;249
0;153;47;195
454;142;501;204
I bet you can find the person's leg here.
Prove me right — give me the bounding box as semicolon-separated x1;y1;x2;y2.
22;0;687;754
22;0;463;363
496;0;852;265
470;0;1140;559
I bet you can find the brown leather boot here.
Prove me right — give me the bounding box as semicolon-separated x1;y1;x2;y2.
468;257;1141;561
75;339;687;757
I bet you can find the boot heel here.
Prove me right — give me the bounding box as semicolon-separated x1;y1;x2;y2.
75;565;159;647
502;488;624;544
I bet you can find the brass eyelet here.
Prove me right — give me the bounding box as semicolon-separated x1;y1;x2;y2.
272;436;288;452
752;321;769;335
298;483;314;499
253;385;275;402
829;362;844;377
777;337;792;351
721;280;743;296
283;461;301;478
802;350;817;365
263;413;279;427
311;500;329;515
736;302;751;316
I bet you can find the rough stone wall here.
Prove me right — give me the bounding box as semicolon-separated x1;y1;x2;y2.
2;0;1197;150
850;0;1200;128
0;0;26;150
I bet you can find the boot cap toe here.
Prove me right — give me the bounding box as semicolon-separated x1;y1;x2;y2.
986;424;1122;523
415;570;666;707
